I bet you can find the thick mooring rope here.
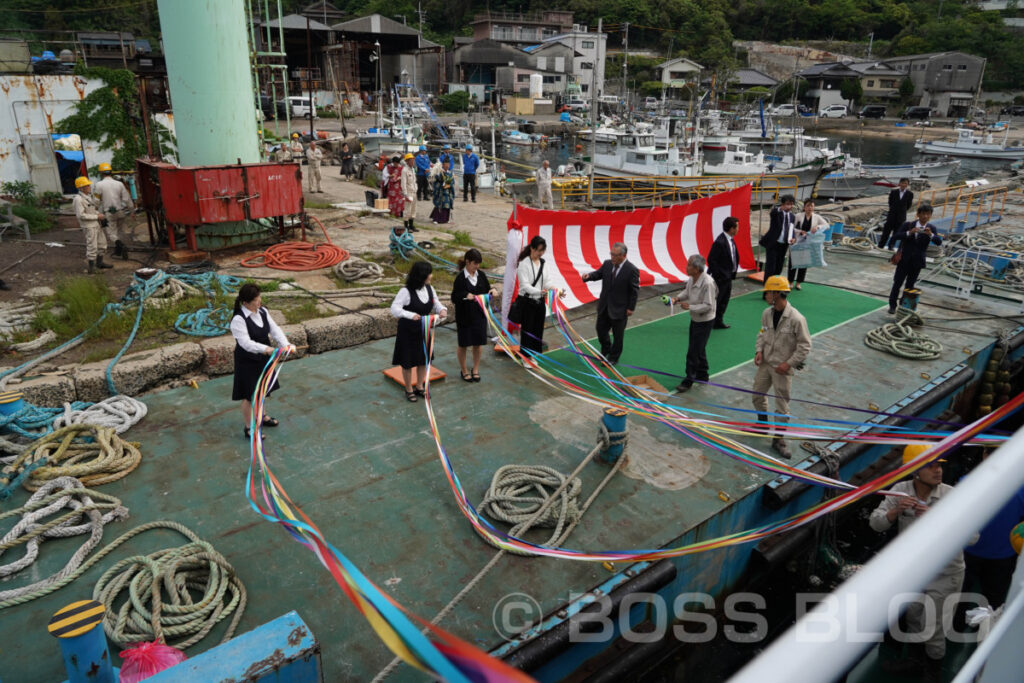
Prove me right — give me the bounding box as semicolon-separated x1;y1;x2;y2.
0;425;142;499
51;395;148;434
93;531;247;650
864;309;942;360
0;477;129;606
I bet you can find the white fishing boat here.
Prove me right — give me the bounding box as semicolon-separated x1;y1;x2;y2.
816;167;888;200
588;130;701;178
500;129;546;147
704;142;835;202
914;128;1024;160
863;158;960;187
358;122;426;157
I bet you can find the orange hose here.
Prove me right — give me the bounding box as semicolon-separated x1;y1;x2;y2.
241;216;350;271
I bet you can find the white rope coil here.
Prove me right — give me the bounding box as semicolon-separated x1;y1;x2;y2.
0;477;129;596
52;395;148;434
334;256;385;283
9;329;57;353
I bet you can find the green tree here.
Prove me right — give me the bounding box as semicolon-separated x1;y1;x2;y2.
55;67;146;171
839;78;863;106
898;77;915;103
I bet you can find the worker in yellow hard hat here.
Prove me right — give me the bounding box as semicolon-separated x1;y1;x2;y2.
751;275;810;458
870;442;969;673
72;176;112;273
289;134;304;162
399;152;419;231
93;161;133;260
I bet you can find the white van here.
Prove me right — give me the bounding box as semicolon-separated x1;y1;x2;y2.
288;95;317;119
819;104;848;118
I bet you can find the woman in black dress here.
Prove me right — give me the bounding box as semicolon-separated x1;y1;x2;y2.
390;261;448;401
230;283;295;440
451;248;497;382
339;142;354;180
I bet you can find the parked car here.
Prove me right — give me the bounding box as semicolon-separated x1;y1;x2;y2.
858;105;887;119
644;96;659;109
819;104;848;118
901;106;931;120
565;98;589;112
287;95;317;119
770;104;796;116
257;95;278;120
999;104;1024;116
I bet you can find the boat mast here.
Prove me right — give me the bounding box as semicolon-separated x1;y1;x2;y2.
588;18;602;204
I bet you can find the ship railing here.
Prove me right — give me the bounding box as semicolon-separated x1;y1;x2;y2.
557;175;800;209
922;184;1010;231
730;428;1024;683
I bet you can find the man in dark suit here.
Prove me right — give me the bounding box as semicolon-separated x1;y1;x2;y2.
889;204;942;313
707;216;740;329
759;195;796;278
878;177;914;250
581;242;640;364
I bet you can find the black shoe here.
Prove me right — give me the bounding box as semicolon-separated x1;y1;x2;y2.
675;380;693;393
87;260;96;274
0;279;8;291
888;307;896;314
713;322;730;329
243;427;265;441
96;255;113;269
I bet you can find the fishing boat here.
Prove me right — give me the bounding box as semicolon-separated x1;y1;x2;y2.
915;128;1024;160
358;121;426;157
704;142;836;202
499;129;547;147
586;130;702;178
863;158;961;187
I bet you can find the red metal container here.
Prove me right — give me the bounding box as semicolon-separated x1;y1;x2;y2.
136;160;303;225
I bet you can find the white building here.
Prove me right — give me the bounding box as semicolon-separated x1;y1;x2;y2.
655;57;702;90
540;27;607;96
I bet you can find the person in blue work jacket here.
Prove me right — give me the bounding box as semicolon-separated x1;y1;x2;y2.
462;144;479;202
438;144;454;169
414;145;431;201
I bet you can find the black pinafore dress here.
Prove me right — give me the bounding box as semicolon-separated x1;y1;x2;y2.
232;308;280;401
392;286;435;369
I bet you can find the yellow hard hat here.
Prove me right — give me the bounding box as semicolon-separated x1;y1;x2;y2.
763;275;791;292
902;443;945;465
74;176;91;189
403;153;414;160
97;162;112;173
292;133;300;139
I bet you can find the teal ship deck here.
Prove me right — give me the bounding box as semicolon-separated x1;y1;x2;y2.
3;217;1023;682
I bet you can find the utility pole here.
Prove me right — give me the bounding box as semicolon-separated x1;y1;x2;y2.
588;18;601;205
867;32;874;58
306;16;314;139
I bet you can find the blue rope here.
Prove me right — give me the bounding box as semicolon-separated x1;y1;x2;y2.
388;228;503;280
175;305;232;336
0;270;243;396
0;402;92;440
0;457;49;501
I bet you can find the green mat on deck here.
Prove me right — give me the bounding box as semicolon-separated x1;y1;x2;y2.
546;283;885;388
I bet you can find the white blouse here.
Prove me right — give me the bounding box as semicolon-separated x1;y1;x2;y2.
230;306;289;355
516;257;550;299
463;268;478;287
390;286;448;320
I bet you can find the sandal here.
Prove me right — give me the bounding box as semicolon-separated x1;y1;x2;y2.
243;427;265;441
262;416;279;427
461;371;473;382
471;372;481;382
414;386;426;397
404;391;418;402
794;283;802;291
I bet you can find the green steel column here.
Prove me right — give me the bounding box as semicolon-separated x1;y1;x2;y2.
158;0;260;166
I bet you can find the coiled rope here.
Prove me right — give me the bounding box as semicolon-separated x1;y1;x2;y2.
241;215;349;271
1;515;246;656
0;425;142;499
51;395;148;434
0;477;128;581
174;305;233;337
334;255;385;283
864;309;942;360
93;530;247;650
0;400;93;443
388;227;504;280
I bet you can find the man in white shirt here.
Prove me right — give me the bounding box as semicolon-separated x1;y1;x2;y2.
672;254;717;392
289;134;304;161
536;160;554;209
93;162;134;260
305;141;323;193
